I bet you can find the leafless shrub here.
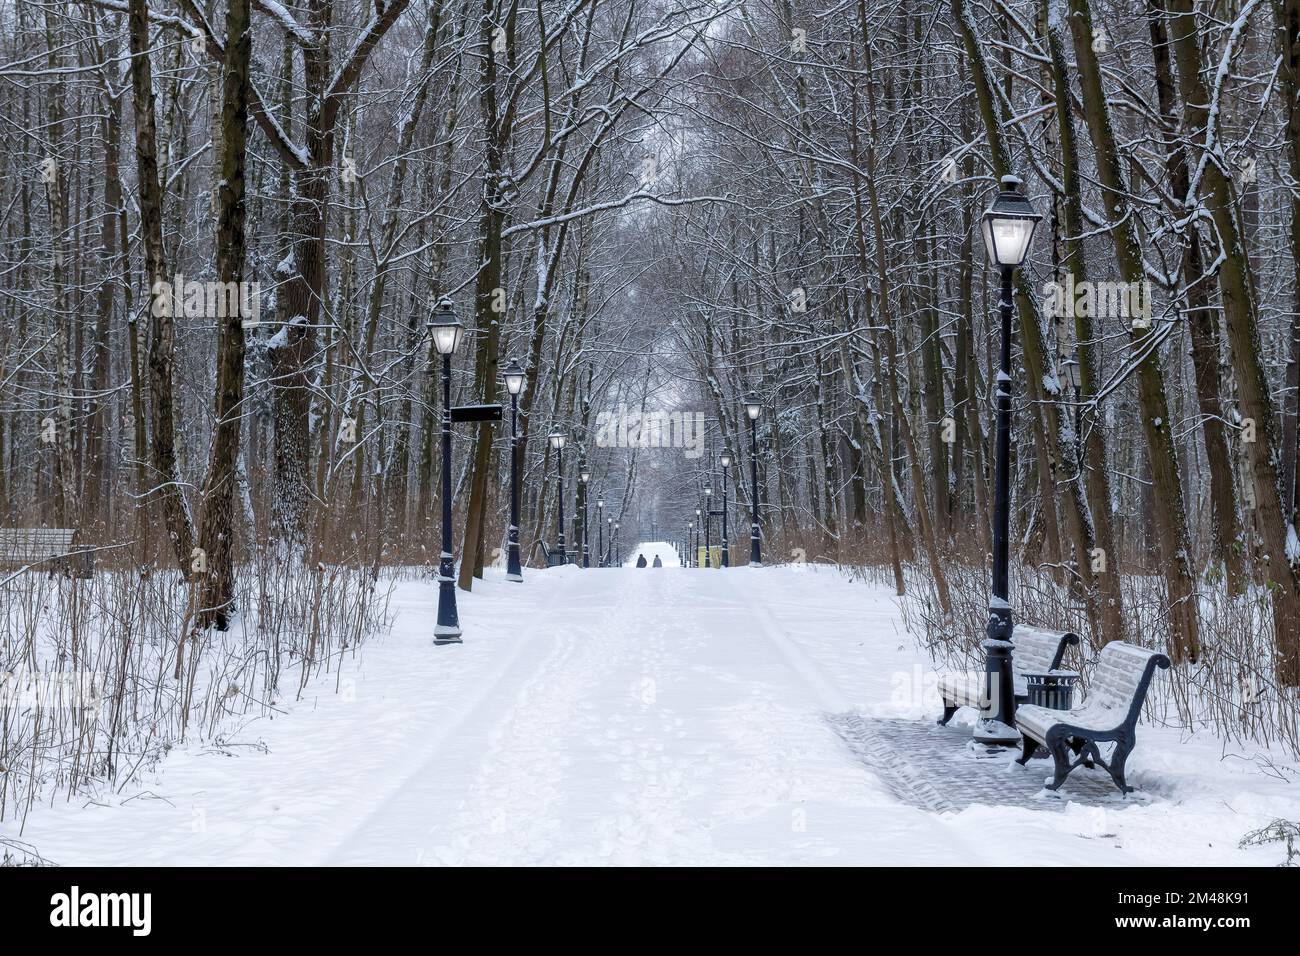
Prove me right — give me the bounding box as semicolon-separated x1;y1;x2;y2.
1239;818;1300;866
0;560;392;826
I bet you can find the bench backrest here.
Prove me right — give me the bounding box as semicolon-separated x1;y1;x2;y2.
1089;642;1170;725
0;528;77;563
1011;625;1078;677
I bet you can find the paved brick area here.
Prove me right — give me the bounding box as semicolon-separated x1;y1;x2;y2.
829;714;1143;812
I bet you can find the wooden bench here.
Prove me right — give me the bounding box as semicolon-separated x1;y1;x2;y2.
937;625;1078;726
0;528;93;579
1014;642;1170;795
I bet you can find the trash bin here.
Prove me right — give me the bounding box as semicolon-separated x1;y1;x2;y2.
1023;671;1080;711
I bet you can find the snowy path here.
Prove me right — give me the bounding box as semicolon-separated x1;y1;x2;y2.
11;547;1300;865
328;544;916;865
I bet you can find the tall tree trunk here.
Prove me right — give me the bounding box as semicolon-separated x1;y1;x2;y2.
1041;0;1128;644
1163;0;1300;681
457;0;509;591
42;6;76;529
1147;0;1246;595
1279;0;1300;536
857;5;951;614
848;15;906;594
1065;0;1201;661
265;0;412;540
86;50;124;537
128;0;194;572
194;0;251;630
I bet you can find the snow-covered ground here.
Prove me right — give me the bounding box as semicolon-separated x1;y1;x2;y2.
8;544;1299;865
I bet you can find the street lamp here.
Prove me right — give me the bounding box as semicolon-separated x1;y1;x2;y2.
742;391;763;566
614;521;620;565
977;174;1041;745
719;450;733;567
596;495;605;567
981;177;1040;270
606;515;613;566
694;507;701;567
430;297;465;644
501;359;526;583
549;428;567;565
579;460;591;568
703;485;713;568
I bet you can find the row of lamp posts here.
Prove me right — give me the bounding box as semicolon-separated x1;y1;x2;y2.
431;296;628;644
543;438;618;568
681;392;764;569
431;175;1040;758
433;293;767;623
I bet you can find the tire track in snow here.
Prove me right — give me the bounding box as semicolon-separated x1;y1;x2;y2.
426;572;650;864
325;565;704;864
318;569;605;864
420;565;730;865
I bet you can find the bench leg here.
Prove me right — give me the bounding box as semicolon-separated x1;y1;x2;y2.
1106;740;1134;795
1044;736;1073;791
937;702;959;727
1015;734;1039;765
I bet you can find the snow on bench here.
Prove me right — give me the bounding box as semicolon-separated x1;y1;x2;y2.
0;527;93;579
1015;641;1170;795
936;625;1078;726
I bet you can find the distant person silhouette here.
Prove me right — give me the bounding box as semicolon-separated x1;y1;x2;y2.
652;555;663;568
635;553;647;568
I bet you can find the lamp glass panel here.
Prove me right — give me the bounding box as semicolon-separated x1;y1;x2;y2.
432;324;461;355
987;216;1033;266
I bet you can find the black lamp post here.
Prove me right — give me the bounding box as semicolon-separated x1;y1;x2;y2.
703;485;713;568
606;515;613;566
549;428;567;565
976;174;1041;745
430;298;465;644
694;508;701;567
596;495;605;566
614;521;620;566
719;450;733;567
579;461;591;568
501;359;526;582
743;392;763;566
